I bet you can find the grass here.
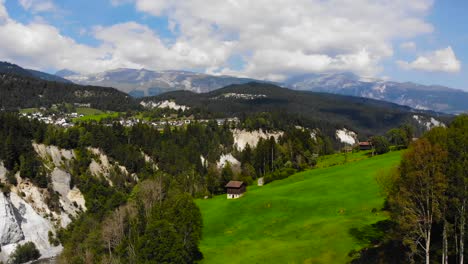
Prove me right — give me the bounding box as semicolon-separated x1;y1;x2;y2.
197;151;402;264
73;108;119;122
75;107;105;115
315;150;372;168
19;108;39;114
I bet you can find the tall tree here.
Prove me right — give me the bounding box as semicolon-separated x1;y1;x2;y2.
389;139;448;263
446;115;468;264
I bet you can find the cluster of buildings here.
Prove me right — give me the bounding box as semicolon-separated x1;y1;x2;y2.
21;111;84;128
22;110;240;129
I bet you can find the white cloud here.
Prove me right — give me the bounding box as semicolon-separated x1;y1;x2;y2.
400;41;417;51
397;47;461;73
93;22;233;70
18;0;56;13
129;0;434;80
0;0;436;79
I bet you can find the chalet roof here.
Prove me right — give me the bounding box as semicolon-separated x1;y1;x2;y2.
225;180;244;188
359;141;372;146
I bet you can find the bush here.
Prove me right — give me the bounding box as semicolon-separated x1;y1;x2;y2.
6;171;17;186
371;136;390;155
9;242;41;264
0;182;10;194
264;168;297;184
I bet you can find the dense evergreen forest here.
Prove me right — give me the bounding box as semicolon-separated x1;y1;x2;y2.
0;112;337;263
144;82;452;136
0;61;71;83
350;114;468;264
0;73;140;111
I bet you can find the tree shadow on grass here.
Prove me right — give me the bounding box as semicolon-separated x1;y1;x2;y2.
347;220;408;264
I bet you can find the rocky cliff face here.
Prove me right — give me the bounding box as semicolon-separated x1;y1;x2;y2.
0;143;137;262
0;192;24;246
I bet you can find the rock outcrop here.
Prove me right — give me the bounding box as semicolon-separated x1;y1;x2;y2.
0;193;24;246
232;129;283;151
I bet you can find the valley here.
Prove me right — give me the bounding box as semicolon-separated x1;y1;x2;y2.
0;61;465;264
0;1;467;263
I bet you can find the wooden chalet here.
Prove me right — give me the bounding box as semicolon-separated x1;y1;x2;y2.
359;141;373;151
225;180;246;199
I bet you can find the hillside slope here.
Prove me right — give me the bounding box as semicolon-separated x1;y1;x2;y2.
0;73;140;111
0;61;71;83
197;151;402;263
143;82;450;136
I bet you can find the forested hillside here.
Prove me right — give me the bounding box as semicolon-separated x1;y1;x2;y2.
0;112;333;263
0;73;140;112
0;61;71;83
143;82;452;136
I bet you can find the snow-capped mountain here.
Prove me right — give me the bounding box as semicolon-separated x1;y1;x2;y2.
284;72;468;114
56;68;259;97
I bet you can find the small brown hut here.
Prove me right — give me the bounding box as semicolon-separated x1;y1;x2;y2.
359;141;373;151
225;181;246;199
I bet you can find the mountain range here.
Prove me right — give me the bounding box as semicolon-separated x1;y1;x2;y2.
1;61;466;114
57;68;467;114
56;68;259;97
284;72;468;114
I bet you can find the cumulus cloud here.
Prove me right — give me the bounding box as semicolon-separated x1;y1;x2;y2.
397;47;461;73
93;22;233;70
0;2;115;73
0;0;436;79
128;0;434;80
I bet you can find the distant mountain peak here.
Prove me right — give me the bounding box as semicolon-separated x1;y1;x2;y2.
60;68;260;97
55;69;79;78
285;72;467;114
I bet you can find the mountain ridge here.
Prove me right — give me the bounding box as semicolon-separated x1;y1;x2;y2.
57;67;467;114
141;82;452;137
0;61;71;83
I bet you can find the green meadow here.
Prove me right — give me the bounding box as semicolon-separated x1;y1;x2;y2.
197;151;402;264
73;107;119;122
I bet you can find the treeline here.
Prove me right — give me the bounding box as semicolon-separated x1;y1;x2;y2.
351;115;468;264
232;127;333;186
59;175;203;264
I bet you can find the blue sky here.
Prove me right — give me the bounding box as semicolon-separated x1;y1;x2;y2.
0;0;467;90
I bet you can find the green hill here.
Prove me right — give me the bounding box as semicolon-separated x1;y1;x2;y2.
197;151;402;264
144;82;452;137
0;73;140;112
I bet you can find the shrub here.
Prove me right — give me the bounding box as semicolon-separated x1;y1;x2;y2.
9;242;41;264
370;136;390;155
6;171;17;186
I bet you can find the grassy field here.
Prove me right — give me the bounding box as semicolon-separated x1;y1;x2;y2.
73;108;119;122
19;108;39;113
315;150;372;168
197;151;402;264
